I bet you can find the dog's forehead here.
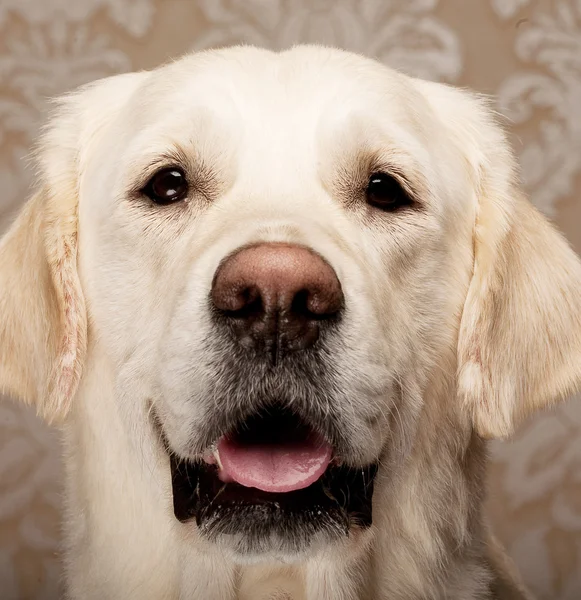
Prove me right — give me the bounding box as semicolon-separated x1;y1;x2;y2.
122;46;431;163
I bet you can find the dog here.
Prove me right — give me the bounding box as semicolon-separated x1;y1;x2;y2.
1;45;580;600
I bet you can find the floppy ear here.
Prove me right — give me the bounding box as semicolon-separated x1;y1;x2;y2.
450;91;581;438
0;184;84;424
0;72;146;424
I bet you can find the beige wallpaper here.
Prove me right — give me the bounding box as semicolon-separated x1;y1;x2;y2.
0;1;580;599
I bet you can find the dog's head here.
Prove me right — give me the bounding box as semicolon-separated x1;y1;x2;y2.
2;46;581;561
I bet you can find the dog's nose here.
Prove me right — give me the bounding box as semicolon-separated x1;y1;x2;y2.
211;243;343;361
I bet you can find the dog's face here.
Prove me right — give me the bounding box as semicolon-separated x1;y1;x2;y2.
2;46;581;564
74;47;473;558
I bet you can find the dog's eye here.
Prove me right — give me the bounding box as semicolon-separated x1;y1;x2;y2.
366;172;411;211
142;168;188;205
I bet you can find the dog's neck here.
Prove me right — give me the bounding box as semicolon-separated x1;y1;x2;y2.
60;346;492;600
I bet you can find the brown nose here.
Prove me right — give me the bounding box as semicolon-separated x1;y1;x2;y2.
211;243;343;362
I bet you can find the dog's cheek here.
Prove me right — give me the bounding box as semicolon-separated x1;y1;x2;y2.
153;306;214;451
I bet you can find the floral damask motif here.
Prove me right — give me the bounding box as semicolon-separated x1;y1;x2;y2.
490;396;581;599
0;22;130;125
490;397;581;510
490;0;532;20
507;525;581;600
496;0;581;215
0;21;131;229
0;401;62;600
194;0;462;82
0;0;154;37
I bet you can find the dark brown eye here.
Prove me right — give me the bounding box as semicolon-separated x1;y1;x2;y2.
142;168;188;205
366;172;411;211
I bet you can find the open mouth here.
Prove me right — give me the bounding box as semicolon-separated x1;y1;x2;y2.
169;406;378;555
207;409;333;493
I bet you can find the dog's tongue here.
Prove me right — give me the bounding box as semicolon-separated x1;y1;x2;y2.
216;435;332;493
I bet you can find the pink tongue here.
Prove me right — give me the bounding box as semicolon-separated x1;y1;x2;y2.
216;435;332;493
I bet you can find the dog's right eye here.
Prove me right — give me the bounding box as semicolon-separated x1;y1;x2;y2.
142;167;189;205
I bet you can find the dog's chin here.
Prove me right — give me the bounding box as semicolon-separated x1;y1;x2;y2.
167;408;378;559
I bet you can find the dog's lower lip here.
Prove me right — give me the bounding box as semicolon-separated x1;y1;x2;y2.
170;452;378;531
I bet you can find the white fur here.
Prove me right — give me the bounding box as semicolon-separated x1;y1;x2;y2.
2;45;580;599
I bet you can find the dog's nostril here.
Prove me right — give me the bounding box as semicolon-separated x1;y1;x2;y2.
291;289;310;317
211;243;343;357
290;288;336;320
225;285;262;317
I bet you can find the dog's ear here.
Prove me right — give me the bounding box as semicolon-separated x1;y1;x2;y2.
459;186;581;438
425;83;581;438
0;72;146;424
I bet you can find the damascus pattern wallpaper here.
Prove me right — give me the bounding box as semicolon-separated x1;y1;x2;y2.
0;1;580;598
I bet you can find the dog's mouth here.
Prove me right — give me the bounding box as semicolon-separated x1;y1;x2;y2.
205;409;333;493
168;407;378;556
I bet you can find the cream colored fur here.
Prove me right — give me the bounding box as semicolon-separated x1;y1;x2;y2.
1;46;580;599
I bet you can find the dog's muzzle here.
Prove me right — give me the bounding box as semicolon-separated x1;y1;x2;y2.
164;243;378;556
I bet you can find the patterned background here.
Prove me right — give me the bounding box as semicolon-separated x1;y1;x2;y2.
0;1;580;598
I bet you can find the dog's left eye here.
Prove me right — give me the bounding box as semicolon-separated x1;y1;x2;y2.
366;172;411;211
142;167;188;205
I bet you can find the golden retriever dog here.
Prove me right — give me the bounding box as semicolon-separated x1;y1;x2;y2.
1;45;580;600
